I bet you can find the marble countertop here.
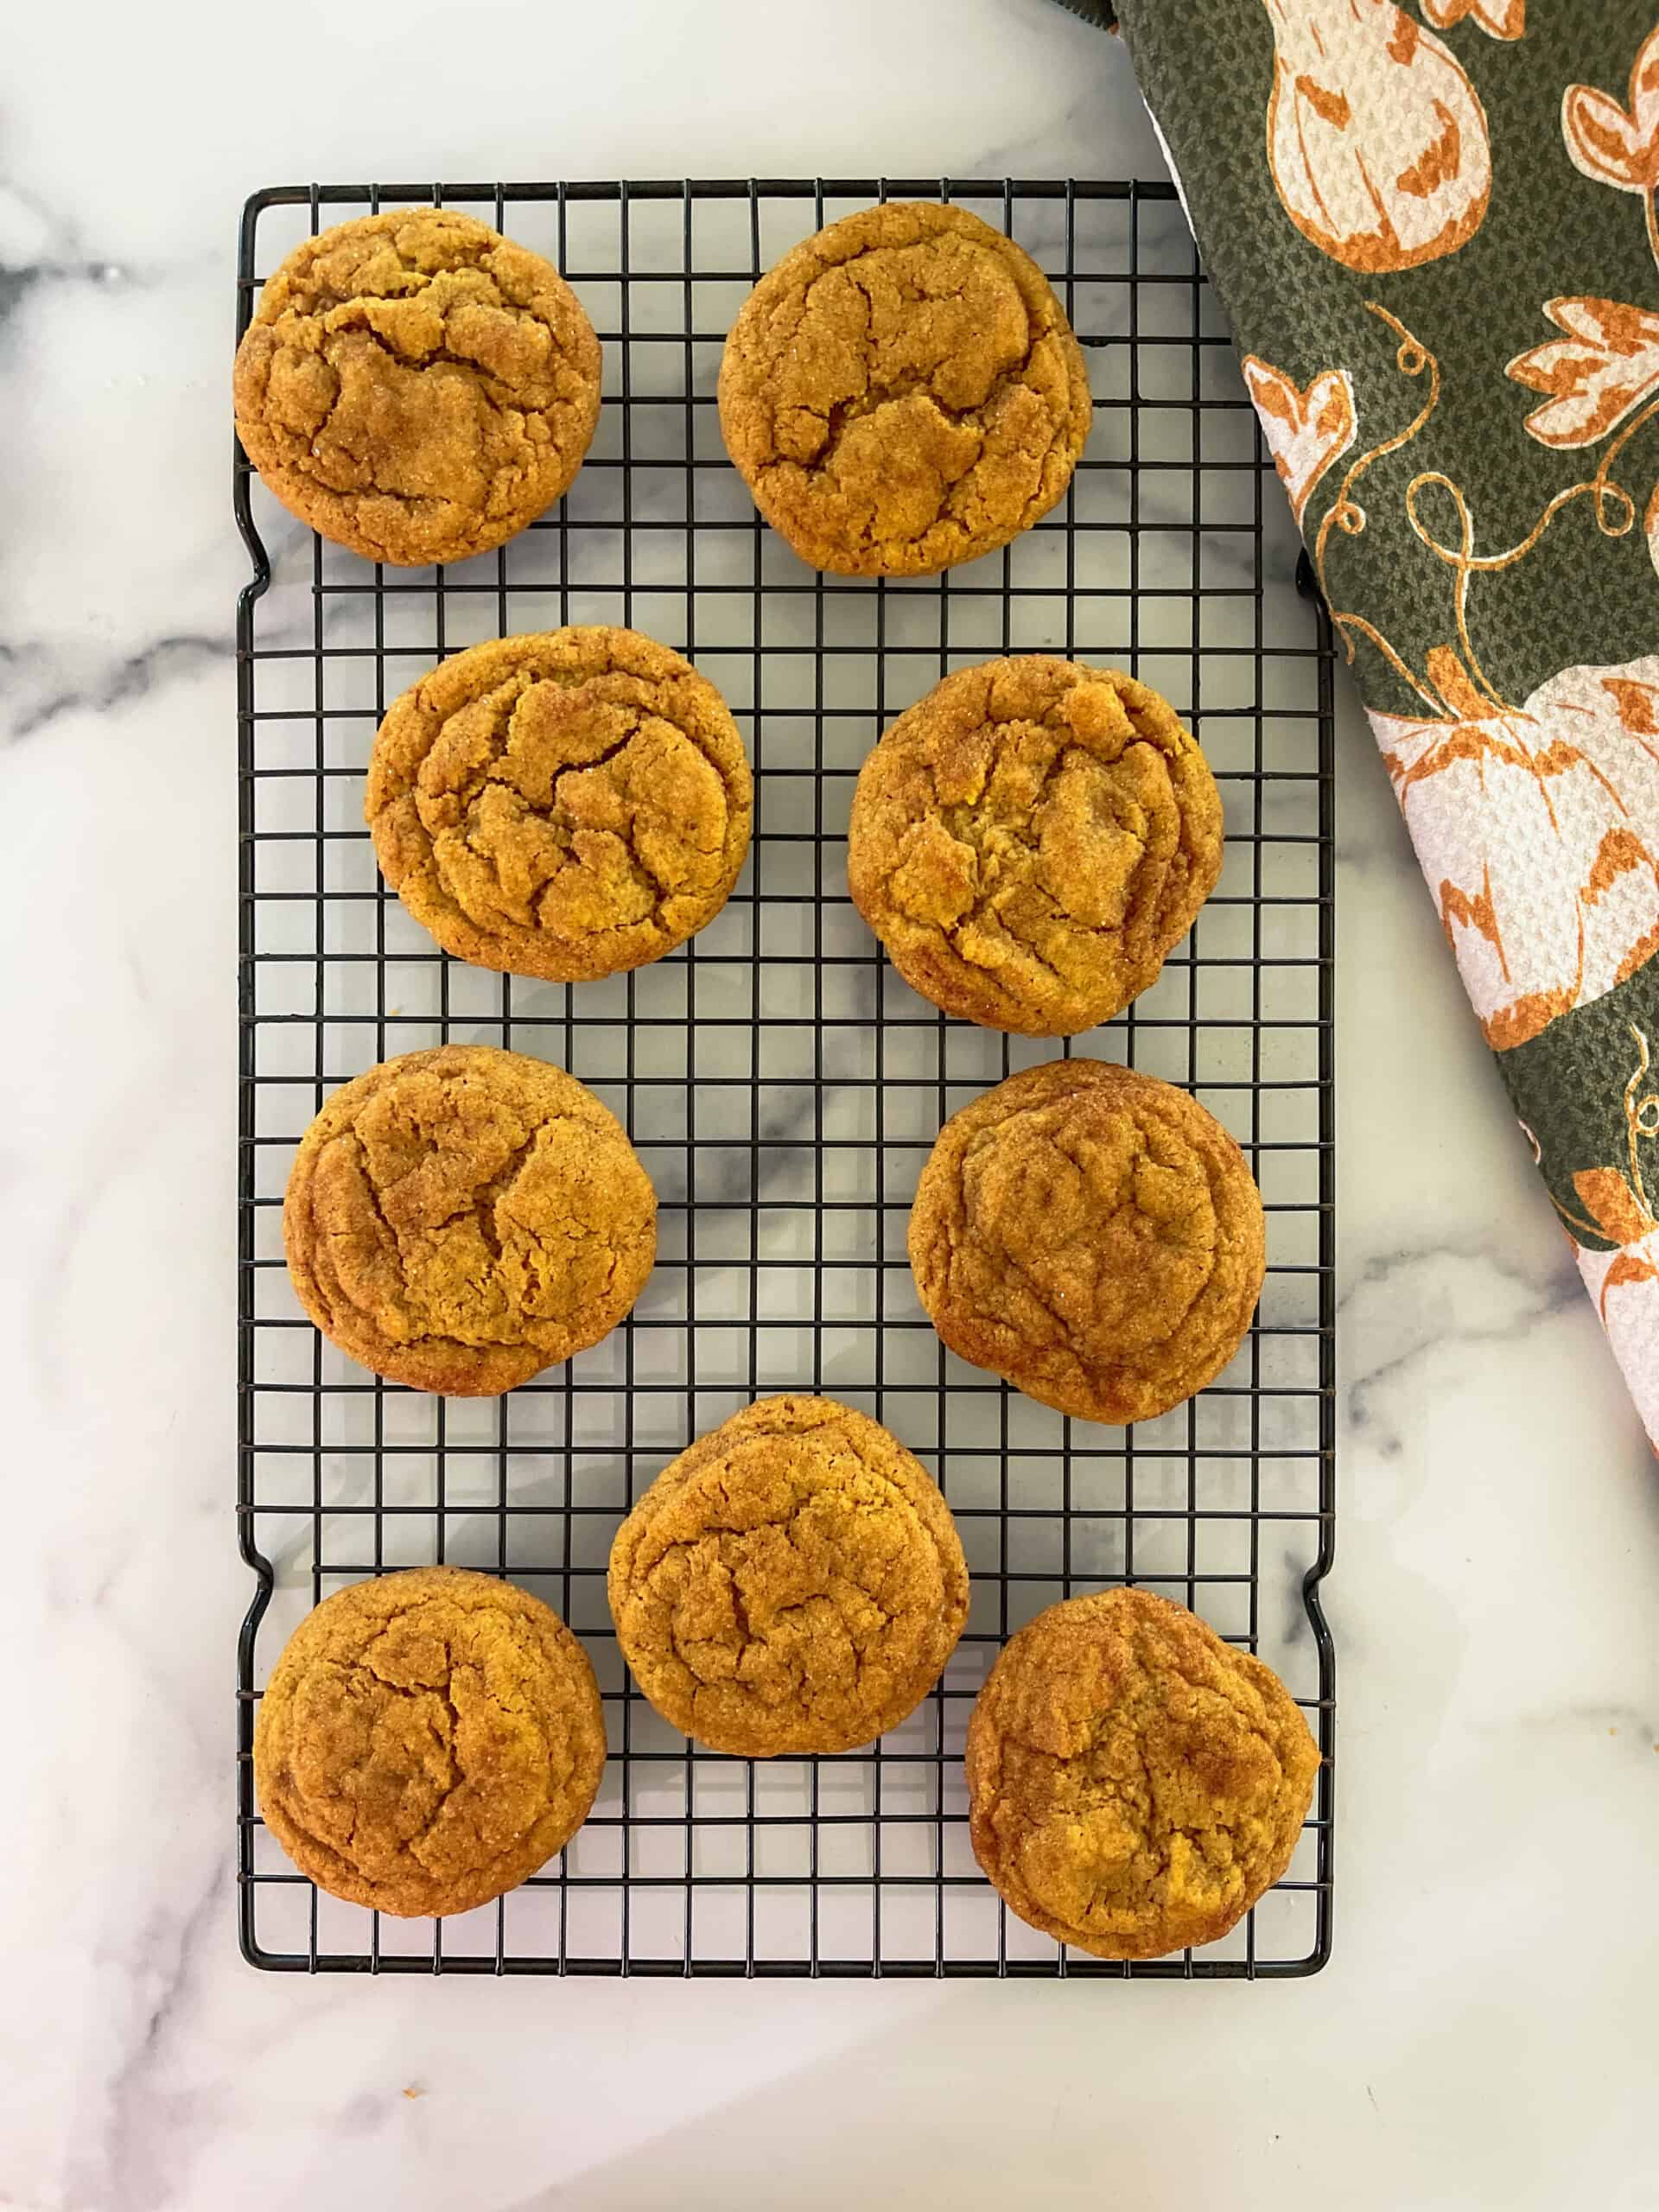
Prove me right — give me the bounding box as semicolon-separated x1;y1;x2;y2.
3;2;1656;2206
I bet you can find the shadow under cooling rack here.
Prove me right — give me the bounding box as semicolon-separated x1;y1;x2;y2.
235;178;1337;1980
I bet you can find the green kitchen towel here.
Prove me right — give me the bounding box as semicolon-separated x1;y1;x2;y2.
1087;0;1659;1443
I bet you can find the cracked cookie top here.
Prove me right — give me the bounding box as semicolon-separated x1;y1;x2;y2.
366;628;752;982
849;658;1223;1036
608;1395;969;1757
283;1046;656;1395
253;1567;606;1917
909;1059;1265;1426
718;201;1092;576
233;208;601;567
966;1588;1319;1959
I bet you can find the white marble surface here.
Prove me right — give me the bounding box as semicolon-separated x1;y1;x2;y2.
3;2;1656;2206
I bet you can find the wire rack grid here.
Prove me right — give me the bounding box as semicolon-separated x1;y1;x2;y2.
235;177;1337;1979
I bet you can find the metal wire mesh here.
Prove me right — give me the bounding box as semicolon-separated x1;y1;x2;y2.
235;179;1337;1978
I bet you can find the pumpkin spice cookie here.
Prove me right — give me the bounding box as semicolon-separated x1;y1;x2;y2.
367;628;753;983
233;207;601;566
608;1395;969;1758
254;1567;607;1918
283;1045;656;1395
849;657;1223;1035
909;1059;1264;1425
966;1588;1319;1959
718;200;1092;576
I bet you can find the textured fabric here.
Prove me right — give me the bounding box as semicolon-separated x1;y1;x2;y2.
1090;0;1659;1442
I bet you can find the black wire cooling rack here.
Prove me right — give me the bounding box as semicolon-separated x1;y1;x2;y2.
235;178;1337;1979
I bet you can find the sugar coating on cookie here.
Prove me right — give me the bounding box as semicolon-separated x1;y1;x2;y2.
283;1045;655;1396
909;1059;1264;1426
849;658;1223;1036
366;628;753;983
254;1567;606;1918
608;1395;970;1757
233;208;601;567
966;1588;1319;1959
718;201;1092;576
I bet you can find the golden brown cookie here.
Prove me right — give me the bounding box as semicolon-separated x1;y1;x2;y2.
283;1045;655;1395
233;208;601;567
608;1395;969;1757
718;201;1092;576
909;1059;1264;1425
366;628;752;982
849;658;1223;1035
966;1588;1319;1960
254;1567;606;1918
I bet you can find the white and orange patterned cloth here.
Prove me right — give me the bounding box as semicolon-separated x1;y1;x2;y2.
1099;1;1659;1443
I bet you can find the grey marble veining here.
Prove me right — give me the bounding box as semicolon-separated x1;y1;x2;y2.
2;1;1656;2206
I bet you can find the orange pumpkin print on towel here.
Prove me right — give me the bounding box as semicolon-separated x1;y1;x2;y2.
1560;23;1659;227
1373;655;1659;1050
1260;0;1491;272
1421;0;1523;41
1576;1224;1659;1440
1507;297;1659;449
1243;356;1357;519
1506;26;1659;577
1557;1020;1659;1443
1287;302;1659;1051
